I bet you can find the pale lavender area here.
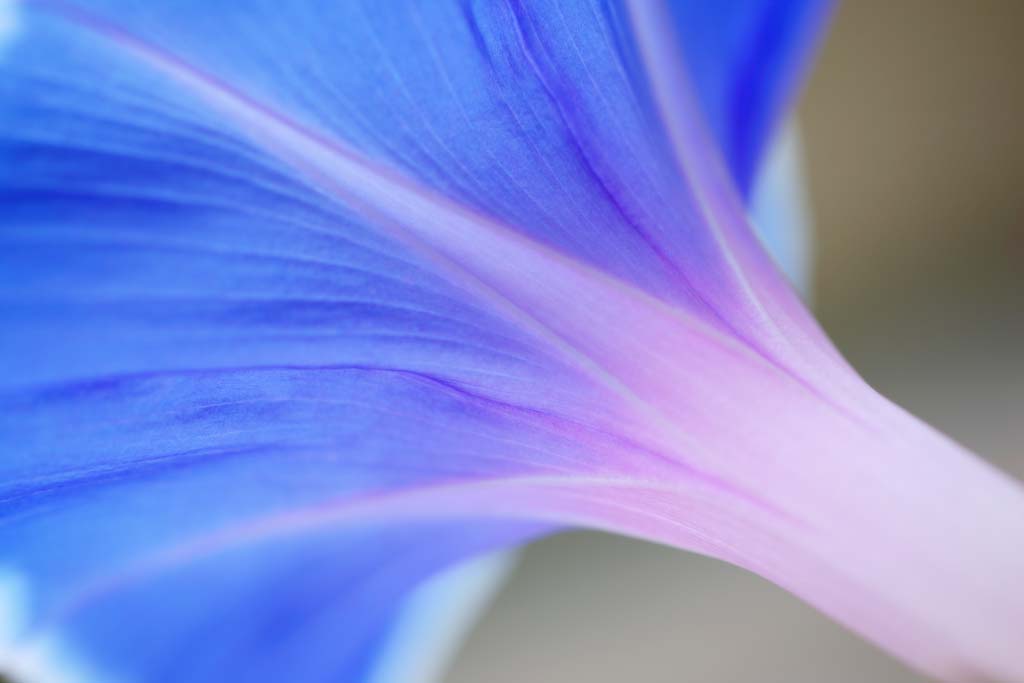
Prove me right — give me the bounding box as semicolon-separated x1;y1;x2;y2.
449;2;1024;680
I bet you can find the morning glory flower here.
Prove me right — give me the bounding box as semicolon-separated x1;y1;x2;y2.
1;1;1022;682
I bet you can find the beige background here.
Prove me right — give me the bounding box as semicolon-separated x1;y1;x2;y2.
448;2;1024;682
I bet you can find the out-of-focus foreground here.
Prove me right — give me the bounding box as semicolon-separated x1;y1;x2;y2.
448;2;1024;681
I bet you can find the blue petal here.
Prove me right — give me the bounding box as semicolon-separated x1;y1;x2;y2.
0;2;827;681
668;0;832;194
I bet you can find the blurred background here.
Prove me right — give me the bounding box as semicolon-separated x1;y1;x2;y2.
447;2;1024;681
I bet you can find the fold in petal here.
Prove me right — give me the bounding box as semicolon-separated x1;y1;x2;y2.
749;121;814;292
3;2;1023;683
366;551;514;683
667;0;831;194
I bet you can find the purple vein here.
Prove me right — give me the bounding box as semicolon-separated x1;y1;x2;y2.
623;0;878;414
45;470;800;627
23;0;886;508
25;1;808;436
624;0;798;338
16;0;857;603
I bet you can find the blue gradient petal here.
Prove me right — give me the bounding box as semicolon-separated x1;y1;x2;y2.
0;1;827;681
